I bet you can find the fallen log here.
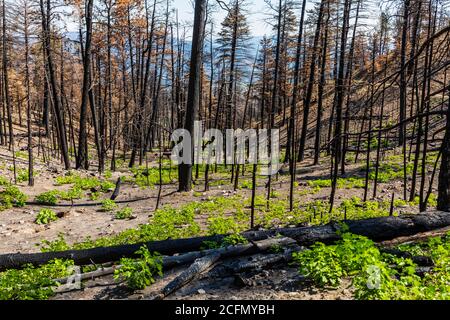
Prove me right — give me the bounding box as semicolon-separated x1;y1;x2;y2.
156;254;222;299
378;226;450;248
54;237;296;294
1;211;449;271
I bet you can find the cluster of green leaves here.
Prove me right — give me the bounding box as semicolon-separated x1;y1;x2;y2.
41;202;204;251
101;199;118;212
307;177;366;189
35;190;60;205
367;153;439;184
114;246;163;290
115;207;133;220
292;232;450;300
202;233;249;250
35;209;58;225
126;166;174;188
358;137;392;151
41;195;248;253
252;196;394;229
55;172;114;193
0;259;74;300
0;185;27;211
36;187;85;205
0;176;9;186
17;169;30;183
239;180;253;190
207;215;244;235
14;151;28;160
36;174;115;205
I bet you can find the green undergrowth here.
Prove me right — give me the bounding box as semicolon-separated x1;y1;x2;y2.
202;233;249;250
35;209;58;225
124;166;175;188
367;153;439;183
292;231;450;300
0;185;27;211
55;172;115;192
39;194;416;253
254;196;402;228
40;196;247;251
307;177;366;189
35;173;116;205
114;246;163;290
0;259;75;300
115;207;133;220
308;152;440;188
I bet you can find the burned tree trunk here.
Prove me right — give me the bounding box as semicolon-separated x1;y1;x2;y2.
178;0;206;192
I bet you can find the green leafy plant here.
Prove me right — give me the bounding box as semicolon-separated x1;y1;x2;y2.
115;207;133;220
222;233;248;246
292;232;450;300
101;199;118;212
17;169;29;183
207;215;243;235
58;187;84;201
89;191;100;201
114;246;163;290
35;209;58;225
0;259;74;300
0;185;27;210
293;242;344;288
100;181;115;193
36;190;60;205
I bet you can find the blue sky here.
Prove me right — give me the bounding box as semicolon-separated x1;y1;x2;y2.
175;0;380;39
175;0;314;37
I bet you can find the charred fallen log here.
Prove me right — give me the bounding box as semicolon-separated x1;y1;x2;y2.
0;211;449;271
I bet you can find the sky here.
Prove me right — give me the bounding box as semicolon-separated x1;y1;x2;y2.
175;0;380;39
175;0;314;38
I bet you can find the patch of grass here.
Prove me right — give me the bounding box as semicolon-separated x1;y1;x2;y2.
17;169;29;183
0;176;9;186
239;180;253;189
89;192;100;201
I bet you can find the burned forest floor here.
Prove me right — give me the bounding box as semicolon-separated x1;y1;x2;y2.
0;140;448;300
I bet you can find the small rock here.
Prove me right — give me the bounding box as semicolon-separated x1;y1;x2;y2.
19;220;25;225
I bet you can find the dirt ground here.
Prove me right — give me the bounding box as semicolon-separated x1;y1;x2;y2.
0;146;423;300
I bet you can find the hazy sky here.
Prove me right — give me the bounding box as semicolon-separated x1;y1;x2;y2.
175;0;314;37
175;0;379;39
